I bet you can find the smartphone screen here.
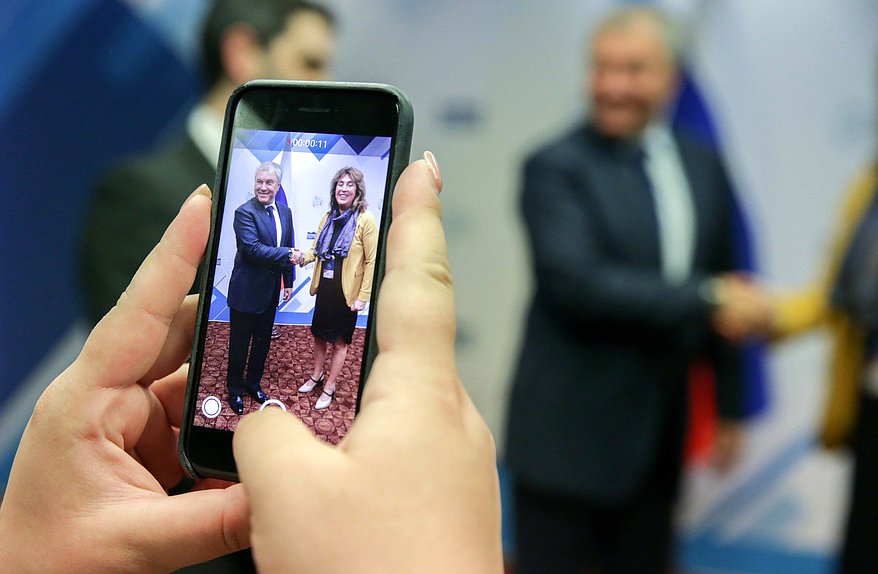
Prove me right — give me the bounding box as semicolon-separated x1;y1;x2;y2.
181;82;412;479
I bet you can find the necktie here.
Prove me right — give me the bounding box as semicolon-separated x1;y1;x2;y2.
267;205;279;247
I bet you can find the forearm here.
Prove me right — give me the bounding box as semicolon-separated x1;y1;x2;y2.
770;287;828;341
241;243;290;267
534;254;713;335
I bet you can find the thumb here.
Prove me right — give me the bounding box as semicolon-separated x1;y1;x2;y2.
234;409;342;515
234;410;344;567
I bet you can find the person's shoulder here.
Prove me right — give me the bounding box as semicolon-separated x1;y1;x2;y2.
236;197;259;214
356;210;377;231
359;210;377;224
106;135;202;183
96;134;211;207
672;127;723;163
524;122;593;168
528;123;588;156
96;150;164;199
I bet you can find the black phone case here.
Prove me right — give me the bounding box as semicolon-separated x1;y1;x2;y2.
179;80;413;481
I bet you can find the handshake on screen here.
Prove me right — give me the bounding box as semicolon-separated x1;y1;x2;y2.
289;248;305;266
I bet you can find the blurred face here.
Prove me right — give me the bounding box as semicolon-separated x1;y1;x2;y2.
335;174;357;210
588;22;676;138
261;10;334;81
254;168;280;205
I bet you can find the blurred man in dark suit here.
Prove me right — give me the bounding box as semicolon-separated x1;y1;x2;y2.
505;7;770;573
226;162;295;415
80;0;334;326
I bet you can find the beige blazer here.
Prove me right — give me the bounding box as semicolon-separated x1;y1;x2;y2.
772;165;877;448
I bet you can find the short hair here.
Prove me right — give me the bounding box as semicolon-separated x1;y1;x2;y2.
200;0;335;90
329;167;368;213
592;6;684;65
255;161;282;182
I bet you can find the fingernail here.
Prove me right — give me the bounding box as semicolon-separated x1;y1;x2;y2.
423;151;442;193
187;183;212;202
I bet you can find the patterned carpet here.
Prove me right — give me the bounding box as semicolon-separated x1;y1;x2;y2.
194;322;364;445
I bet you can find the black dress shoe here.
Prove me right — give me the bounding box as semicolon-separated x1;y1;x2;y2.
271;327;282;339
248;388;268;404
228;394;245;415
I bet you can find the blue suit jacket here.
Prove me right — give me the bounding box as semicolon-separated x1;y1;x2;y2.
505;123;744;503
227;197;294;314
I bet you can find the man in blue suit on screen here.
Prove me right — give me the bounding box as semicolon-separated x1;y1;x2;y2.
226;161;295;415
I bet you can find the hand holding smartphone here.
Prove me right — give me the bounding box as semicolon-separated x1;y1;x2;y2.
0;89;502;573
180;81;413;480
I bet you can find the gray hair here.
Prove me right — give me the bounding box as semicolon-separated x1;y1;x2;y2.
593;6;685;64
255;161;283;182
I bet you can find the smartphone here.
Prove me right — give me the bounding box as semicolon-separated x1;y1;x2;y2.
179;80;413;480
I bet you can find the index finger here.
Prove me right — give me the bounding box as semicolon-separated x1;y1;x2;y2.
74;185;211;388
372;156;455;380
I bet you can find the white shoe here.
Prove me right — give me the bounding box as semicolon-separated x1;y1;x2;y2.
298;374;323;393
315;389;335;410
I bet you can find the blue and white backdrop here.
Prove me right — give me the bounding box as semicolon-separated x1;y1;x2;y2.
209;130;390;326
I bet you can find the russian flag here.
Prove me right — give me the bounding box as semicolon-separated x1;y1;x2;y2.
673;70;769;463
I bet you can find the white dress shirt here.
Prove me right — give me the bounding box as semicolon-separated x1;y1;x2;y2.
186;103;224;170
641;123;697;284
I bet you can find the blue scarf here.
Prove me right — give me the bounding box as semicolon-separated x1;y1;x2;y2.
314;208;359;262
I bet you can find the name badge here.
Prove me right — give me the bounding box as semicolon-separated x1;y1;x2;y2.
323;268;334;279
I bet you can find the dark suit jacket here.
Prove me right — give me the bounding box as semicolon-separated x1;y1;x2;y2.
505;122;744;504
80;134;214;324
227;197;294;314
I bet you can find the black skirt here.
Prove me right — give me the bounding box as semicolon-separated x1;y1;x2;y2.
311;255;357;344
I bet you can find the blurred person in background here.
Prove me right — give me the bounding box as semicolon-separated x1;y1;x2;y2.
504;7;770;573
80;0;334;329
770;158;878;572
78;1;334;571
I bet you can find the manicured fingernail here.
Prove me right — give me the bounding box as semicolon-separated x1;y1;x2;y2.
423;151;442;193
187;183;212;202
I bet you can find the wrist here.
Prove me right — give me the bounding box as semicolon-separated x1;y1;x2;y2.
699;277;728;308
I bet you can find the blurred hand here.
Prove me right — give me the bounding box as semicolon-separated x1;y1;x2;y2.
282;287;293;301
289;248;303;265
713;420;745;474
234;156;504;573
0;185;249;573
712;274;773;342
350;298;366;312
